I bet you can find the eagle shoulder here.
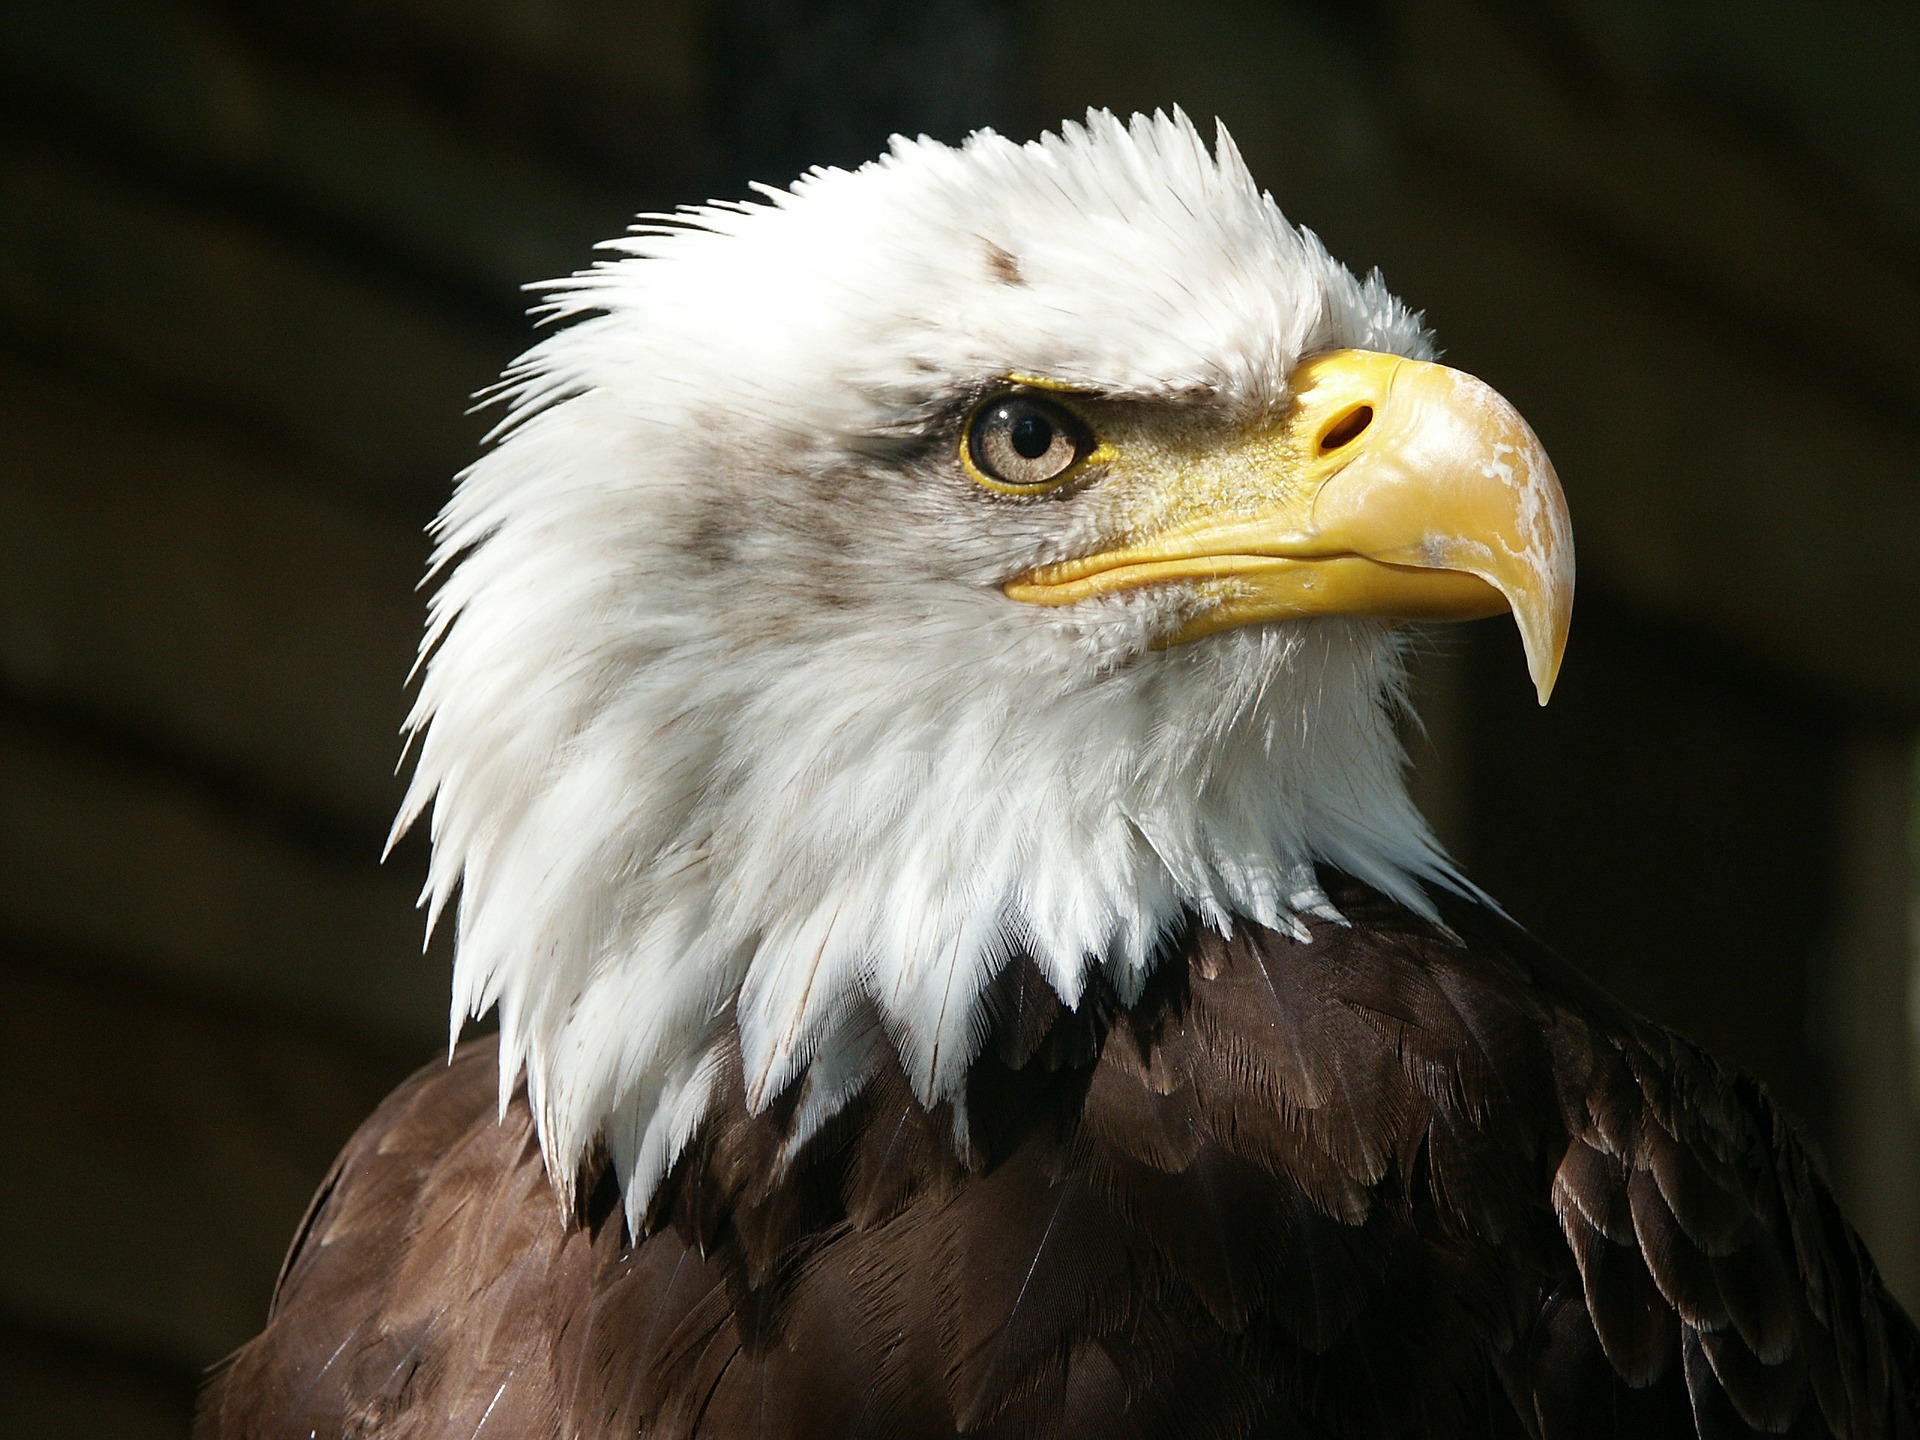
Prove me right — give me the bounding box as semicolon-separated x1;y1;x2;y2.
197;880;1920;1439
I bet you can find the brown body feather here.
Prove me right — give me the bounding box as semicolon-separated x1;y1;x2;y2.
198;879;1920;1439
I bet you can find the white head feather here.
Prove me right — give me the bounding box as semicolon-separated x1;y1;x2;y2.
396;110;1462;1228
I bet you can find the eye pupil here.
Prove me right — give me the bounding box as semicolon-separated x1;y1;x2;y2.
1009;412;1054;459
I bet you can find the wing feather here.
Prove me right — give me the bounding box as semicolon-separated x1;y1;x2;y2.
199;879;1920;1439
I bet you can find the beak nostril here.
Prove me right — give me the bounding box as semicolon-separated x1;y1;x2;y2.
1318;404;1374;455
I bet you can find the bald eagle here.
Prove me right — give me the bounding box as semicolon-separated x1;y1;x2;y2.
200;113;1918;1439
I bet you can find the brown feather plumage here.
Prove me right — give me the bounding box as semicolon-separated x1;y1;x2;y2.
197;878;1920;1439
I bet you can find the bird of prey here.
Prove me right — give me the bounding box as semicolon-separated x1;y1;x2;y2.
199;111;1919;1439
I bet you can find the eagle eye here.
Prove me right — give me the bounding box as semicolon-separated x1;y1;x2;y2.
963;393;1090;492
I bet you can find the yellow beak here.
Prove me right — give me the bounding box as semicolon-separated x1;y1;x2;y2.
1003;349;1575;703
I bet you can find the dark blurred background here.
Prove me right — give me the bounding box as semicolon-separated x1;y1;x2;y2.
1;1;1916;1433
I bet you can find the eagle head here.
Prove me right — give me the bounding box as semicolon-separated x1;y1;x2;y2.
395;110;1573;1226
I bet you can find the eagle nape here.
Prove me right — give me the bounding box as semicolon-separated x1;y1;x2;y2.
197;111;1918;1440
